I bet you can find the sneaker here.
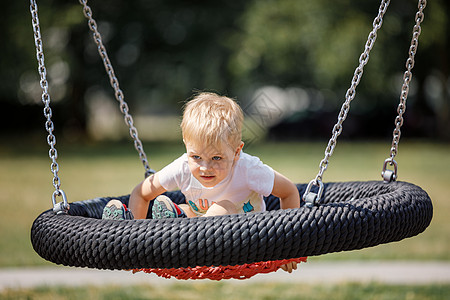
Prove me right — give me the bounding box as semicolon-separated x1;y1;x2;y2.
102;199;134;220
152;195;186;219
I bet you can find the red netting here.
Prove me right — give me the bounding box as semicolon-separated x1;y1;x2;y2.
132;257;307;280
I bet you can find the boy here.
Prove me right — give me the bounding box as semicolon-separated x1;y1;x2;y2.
103;92;300;272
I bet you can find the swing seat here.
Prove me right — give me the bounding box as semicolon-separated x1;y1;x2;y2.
31;181;432;279
28;0;431;281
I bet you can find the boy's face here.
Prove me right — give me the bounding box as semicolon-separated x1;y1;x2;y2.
185;140;244;188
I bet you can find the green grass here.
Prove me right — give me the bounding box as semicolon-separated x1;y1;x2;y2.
1;282;449;300
0;140;448;267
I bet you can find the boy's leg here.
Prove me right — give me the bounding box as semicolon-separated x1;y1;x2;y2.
178;204;197;218
152;195;187;219
203;200;237;217
102;199;134;220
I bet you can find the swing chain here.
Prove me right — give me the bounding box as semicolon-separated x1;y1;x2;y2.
30;0;69;214
79;0;154;178
382;0;426;183
303;0;390;205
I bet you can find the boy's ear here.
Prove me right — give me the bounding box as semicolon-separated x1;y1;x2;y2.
235;141;244;155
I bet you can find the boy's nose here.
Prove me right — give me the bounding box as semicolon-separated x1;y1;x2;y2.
199;162;209;171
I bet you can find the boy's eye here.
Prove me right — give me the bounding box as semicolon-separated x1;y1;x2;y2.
192;155;201;160
212;156;222;161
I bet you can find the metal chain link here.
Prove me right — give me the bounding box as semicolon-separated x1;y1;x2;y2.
303;0;391;205
382;0;426;182
79;0;154;178
30;0;69;214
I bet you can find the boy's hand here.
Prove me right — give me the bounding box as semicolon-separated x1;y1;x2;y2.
280;261;298;273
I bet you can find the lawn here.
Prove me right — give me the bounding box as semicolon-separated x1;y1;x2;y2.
2;282;449;300
0;140;448;268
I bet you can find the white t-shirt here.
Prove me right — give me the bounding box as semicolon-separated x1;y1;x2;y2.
158;152;275;215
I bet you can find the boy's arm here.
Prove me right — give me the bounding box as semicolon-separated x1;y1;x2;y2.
129;173;167;219
271;171;300;209
271;171;301;273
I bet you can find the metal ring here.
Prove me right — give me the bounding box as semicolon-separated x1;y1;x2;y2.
52;190;69;214
381;158;398;183
302;179;324;206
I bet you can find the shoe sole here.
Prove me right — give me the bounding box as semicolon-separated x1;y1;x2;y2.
152;197;177;219
102;200;126;220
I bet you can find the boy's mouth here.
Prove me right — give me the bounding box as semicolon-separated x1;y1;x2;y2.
200;175;215;180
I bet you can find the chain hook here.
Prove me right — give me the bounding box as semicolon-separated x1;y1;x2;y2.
382;0;426;182
381;158;398;183
30;0;69;212
79;0;153;178
305;0;391;195
302;180;324;208
52;190;70;215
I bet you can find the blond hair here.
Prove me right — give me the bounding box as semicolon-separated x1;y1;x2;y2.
181;92;243;150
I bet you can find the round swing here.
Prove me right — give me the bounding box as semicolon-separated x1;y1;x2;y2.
30;0;432;280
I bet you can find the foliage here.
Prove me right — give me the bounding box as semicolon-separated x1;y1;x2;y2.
0;0;448;138
0;0;449;127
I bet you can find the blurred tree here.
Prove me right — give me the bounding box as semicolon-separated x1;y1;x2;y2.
226;0;449;139
1;1;88;138
1;0;248;138
228;1;444;97
1;0;448;140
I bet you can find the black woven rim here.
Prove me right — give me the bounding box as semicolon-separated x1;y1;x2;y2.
31;181;432;270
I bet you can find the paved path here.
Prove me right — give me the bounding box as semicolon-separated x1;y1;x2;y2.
2;261;450;290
